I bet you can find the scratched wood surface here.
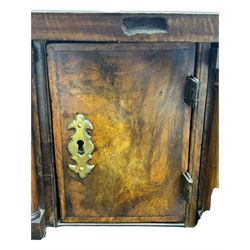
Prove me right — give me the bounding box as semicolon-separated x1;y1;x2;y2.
47;43;195;223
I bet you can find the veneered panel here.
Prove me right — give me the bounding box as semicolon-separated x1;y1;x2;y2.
47;43;195;222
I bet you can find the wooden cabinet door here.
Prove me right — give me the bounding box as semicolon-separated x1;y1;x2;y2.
47;43;196;223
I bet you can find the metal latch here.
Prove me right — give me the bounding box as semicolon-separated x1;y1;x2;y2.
184;76;200;108
181;172;193;202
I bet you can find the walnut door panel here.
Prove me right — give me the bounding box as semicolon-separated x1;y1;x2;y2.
47;43;196;223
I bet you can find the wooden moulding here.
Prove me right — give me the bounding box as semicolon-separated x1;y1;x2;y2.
198;44;219;215
32;12;218;42
31;54;46;239
202;85;218;210
32;41;58;227
31;209;46;239
185;43;210;226
31;144;40;219
31;142;46;239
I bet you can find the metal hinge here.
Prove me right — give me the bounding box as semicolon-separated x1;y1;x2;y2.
184;76;200;108
181;172;193;203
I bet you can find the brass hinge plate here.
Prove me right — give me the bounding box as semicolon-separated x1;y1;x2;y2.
181;172;193;202
184;76;200;108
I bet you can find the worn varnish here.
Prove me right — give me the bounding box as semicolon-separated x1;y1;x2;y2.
47;43;196;223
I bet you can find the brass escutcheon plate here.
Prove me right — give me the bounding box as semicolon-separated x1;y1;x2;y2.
67;114;95;179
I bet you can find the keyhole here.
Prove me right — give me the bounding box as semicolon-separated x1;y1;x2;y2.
77;140;84;155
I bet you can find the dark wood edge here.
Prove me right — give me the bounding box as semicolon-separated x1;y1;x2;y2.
32;51;46;239
32;41;58;226
203;85;218;210
32;209;46;240
185;43;210;226
32;12;218;42
199;86;219;213
197;44;219;215
32;57;46;209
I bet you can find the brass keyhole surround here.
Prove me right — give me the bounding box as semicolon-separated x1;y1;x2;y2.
67;114;95;179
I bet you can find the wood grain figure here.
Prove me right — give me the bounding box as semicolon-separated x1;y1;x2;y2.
47;43;196;222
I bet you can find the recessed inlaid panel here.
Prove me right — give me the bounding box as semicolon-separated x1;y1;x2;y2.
47;43;195;223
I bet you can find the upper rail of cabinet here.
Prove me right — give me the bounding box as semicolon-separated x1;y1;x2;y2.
31;12;219;42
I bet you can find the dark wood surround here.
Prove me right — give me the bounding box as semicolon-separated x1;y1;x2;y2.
31;12;219;239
